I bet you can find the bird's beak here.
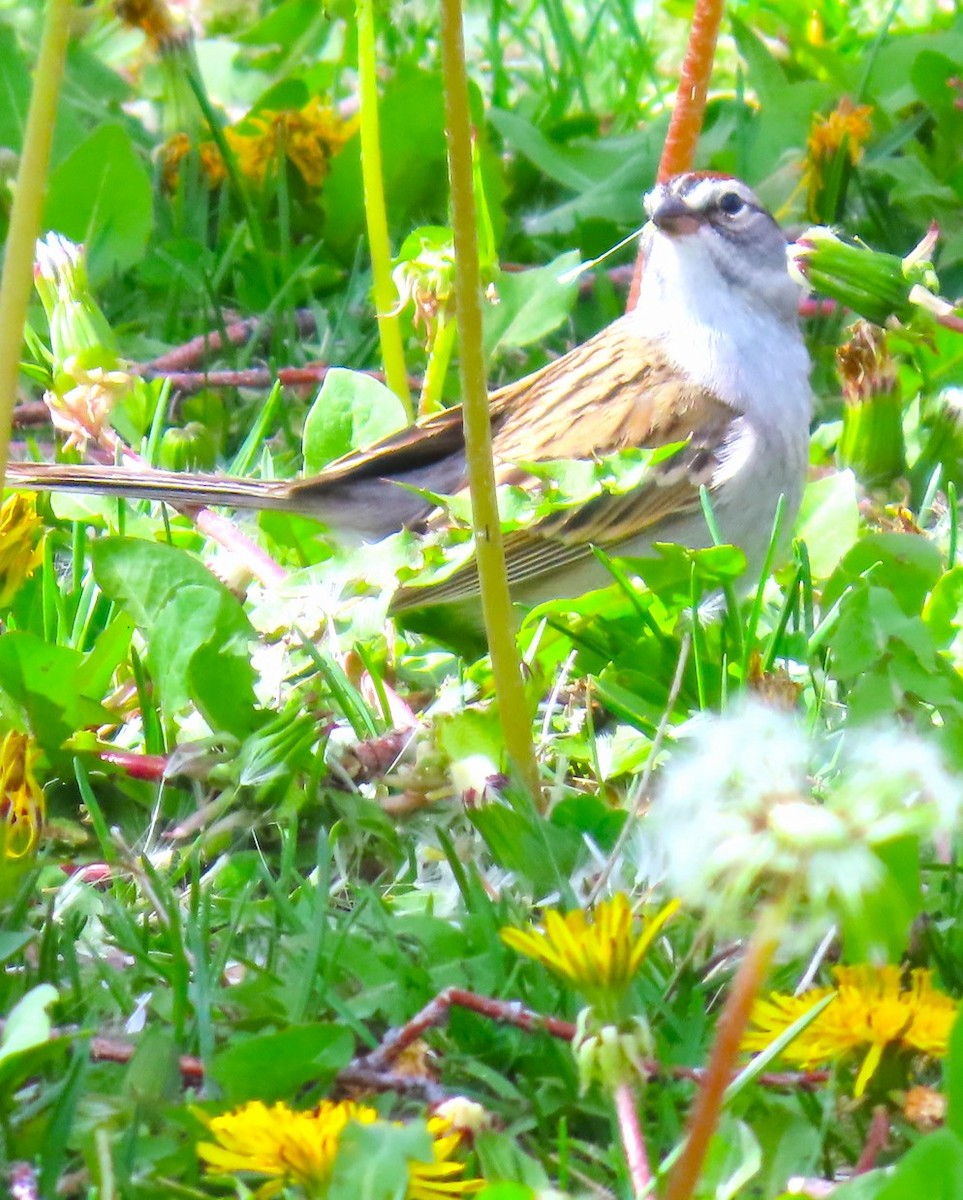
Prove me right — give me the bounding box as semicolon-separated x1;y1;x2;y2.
648;193;703;237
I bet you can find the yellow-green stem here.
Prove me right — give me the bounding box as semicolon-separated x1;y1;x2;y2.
438;0;541;803
0;0;73;484
356;0;411;415
418;315;457;417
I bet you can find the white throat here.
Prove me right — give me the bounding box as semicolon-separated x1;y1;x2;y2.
630;228;812;431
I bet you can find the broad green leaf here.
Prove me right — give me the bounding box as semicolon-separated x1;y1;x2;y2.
468;796;583;896
840;836;921;962
795;470;859;579
328;1120;432;1200
485;253;580;354
868;1129;963;1198
322;69;447;256
0;633;117;751
946;1009;963;1141
211;1023;353;1104
923;567;963;654
0;932;32;965
823;533;944;617
44;123;153;279
303;368;408;474
0;984;58;1065
91;539;257;734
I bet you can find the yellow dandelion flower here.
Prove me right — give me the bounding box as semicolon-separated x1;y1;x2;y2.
0;730;45;863
501;894;678;1001
808;98;874;166
197;1099;481;1199
411;1114;483;1200
198;140;227;188
0;494;42;607
156;132;191;192
275;97;357;189
209;98;356;190
743;965;958;1097
804;98;874;212
223;125;276;187
198;1100;374;1192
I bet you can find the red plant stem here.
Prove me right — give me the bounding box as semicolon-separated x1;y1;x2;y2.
854;1106;890;1174
98;751;169;780
0;987;828;1097
141;365;333;392
190;504;289;588
615;1080;652;1196
627;0;726;310
359;987;578;1071
665;915;779;1200
144;310;318;373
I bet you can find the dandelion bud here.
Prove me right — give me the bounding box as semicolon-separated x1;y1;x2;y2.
573;1012;652;1092
915;387;963;495
34;234;118;369
789;226;942;329
836;320;905;487
159;422;218;473
393;227;458;338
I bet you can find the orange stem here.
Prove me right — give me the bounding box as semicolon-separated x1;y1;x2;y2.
627;0;726;310
664;913;778;1200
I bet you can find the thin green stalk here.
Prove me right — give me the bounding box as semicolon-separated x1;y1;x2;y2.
439;0;541;804
419;315;457;415
0;0;73;484
356;0;411;415
182;64;275;299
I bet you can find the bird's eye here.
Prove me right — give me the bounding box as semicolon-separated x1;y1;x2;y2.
718;191;746;216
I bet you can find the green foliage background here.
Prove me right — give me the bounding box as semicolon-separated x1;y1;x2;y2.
4;0;963;1196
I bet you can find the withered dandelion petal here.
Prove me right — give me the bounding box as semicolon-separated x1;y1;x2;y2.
0;730;45;862
0;494;42;607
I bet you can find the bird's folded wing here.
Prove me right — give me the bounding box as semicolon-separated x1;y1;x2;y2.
394;320;744;609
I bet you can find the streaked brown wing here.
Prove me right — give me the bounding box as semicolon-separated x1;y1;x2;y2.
394;321;742;609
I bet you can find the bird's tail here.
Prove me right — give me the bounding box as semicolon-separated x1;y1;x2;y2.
4;461;300;513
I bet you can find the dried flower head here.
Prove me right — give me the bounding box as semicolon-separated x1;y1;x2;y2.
0;494;43;607
0;731;45;864
902;1084;947;1130
114;0;189;52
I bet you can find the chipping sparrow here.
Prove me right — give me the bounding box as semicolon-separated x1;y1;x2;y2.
7;173;811;612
